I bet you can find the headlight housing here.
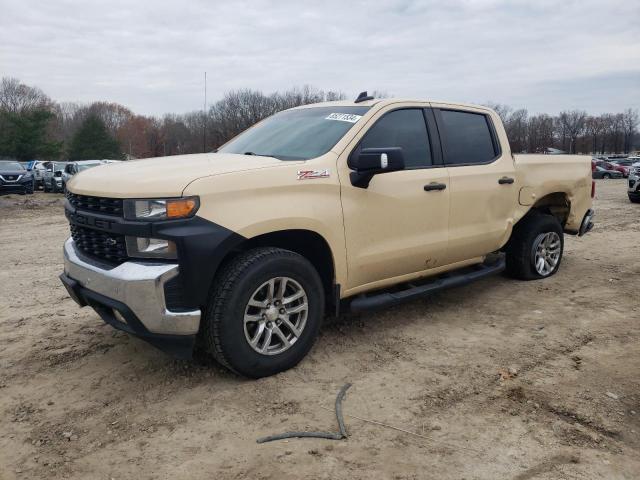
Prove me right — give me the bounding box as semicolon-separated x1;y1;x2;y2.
123;196;199;221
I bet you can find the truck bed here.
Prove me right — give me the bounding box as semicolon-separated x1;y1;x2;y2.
513;154;592;233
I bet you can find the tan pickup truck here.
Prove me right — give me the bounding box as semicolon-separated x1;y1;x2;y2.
60;92;594;377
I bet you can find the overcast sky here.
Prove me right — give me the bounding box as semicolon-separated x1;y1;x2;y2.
1;0;639;116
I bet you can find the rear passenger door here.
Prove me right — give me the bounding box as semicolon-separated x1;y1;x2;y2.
432;105;518;264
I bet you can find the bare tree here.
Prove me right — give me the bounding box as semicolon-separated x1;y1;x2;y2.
0;77;53;113
484;102;513;123
584;116;603;154
622;108;639;153
558;110;587;153
526;114;555;153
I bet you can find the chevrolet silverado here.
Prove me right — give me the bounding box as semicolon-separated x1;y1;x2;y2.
60;92;595;378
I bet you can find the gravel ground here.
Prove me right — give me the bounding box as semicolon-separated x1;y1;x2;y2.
0;179;638;480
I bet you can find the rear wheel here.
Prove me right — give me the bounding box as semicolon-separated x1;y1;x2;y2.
201;247;325;378
505;213;564;280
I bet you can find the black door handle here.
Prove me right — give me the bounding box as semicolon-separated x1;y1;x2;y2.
498;177;515;185
424;182;447;191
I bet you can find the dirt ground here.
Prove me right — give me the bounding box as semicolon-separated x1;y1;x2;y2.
0;180;638;480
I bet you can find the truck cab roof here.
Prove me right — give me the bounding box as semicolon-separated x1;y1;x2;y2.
291;98;494;113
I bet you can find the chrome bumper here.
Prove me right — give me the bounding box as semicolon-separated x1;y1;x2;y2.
63;238;200;335
578;209;594;236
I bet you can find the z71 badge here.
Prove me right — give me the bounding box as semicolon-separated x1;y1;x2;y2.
297;169;330;180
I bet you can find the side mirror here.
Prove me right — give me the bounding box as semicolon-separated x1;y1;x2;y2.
348;147;404;188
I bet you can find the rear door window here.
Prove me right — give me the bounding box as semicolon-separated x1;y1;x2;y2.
439;110;498;165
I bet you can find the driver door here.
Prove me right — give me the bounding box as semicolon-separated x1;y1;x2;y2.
338;106;450;294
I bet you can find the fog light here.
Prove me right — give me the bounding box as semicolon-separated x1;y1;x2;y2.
125;236;177;259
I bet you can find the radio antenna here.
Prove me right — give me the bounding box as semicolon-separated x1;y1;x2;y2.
203;71;207;152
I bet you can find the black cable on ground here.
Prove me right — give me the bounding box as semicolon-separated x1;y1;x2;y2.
256;383;352;444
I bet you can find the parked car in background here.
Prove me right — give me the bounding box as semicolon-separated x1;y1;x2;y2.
628;161;640;203
611;158;636;167
62;160;105;188
32;161;47;189
0;160;35;194
592;166;623;179
43;161;66;193
592;160;629;177
21;160;47;189
607;161;630;178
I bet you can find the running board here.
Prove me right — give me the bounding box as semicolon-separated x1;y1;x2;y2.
348;257;506;313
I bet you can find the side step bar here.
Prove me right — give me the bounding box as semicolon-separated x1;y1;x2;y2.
348;256;506;313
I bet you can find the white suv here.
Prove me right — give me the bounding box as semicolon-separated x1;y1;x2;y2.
628;159;640;203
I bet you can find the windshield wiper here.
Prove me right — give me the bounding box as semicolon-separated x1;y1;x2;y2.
243;151;282;159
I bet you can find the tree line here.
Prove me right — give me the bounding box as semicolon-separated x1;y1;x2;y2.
485;103;638;155
0;76;637;161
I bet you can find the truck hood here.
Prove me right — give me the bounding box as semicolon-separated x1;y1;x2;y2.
67;153;290;198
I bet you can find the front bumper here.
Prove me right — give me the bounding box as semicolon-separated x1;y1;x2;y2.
0;179;32;192
61;238;200;358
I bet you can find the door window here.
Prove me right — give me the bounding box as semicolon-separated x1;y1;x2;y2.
360;109;432;168
439;110;497;165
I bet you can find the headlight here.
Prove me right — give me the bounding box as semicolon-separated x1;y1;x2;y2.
125;236;177;259
123;196;199;221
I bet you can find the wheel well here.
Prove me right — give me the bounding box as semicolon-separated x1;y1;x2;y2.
530;192;570;226
220;229;336;307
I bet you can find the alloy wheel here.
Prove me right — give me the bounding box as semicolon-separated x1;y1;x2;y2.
532;232;561;276
243;276;308;355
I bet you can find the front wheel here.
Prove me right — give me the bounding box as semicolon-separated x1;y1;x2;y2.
505;213;564;280
201;247;325;378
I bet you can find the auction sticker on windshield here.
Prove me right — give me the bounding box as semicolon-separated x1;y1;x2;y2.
325;113;362;123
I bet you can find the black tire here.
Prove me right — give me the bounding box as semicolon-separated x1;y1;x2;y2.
602;173;611;179
505;213;564;280
201;247;325;378
630;197;640;204
43;182;49;193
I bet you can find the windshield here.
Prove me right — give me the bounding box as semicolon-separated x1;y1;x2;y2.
0;161;25;170
219;106;370;160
